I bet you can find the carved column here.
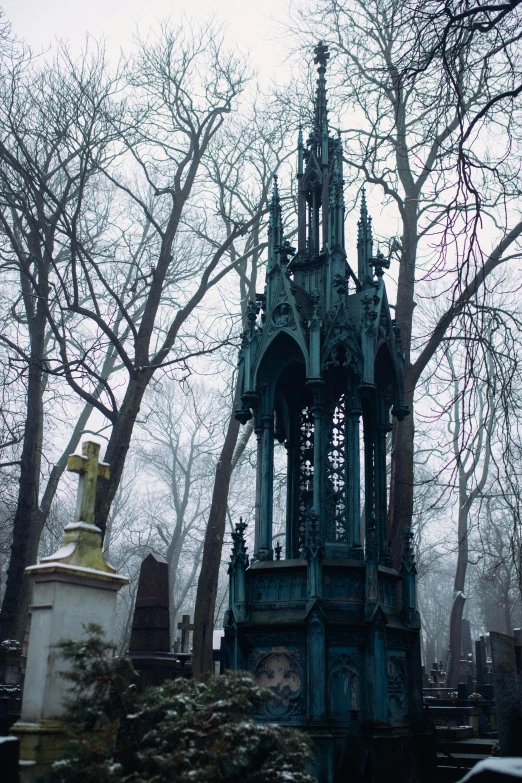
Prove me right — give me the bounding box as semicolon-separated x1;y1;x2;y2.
307;610;326;720
310;383;326;537
259;413;274;561
253;422;263;559
364;609;388;724
347;394;363;558
362;403;375;524
375;396;391;563
286;408;301;559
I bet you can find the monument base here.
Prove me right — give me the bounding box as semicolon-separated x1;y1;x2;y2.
128;651;192;688
12;719;66;783
308;723;436;783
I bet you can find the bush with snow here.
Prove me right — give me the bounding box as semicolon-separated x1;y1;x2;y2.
50;625;317;783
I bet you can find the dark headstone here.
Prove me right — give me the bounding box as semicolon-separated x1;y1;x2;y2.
462;618;473;658
490;631;522;756
458;682;468;701
477;683;494;701
129;553;170;653
476;638;487;686
0;736;19;782
513;629;522;706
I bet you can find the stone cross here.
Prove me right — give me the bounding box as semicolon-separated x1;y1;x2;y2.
177;614;194;654
67;441;110;526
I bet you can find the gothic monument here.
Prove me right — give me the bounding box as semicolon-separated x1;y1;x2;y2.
223;43;429;783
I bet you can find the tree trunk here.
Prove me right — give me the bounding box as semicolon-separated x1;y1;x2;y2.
504;586;512;636
0;315;46;642
388;386;415;568
94;371;151;536
387;203;418;568
446;494;470;688
446;592;466;689
192;395;241;678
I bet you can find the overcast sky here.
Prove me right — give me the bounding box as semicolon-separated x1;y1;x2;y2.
4;0;292;82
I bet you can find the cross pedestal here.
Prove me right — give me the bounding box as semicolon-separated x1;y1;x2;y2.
12;441;128;782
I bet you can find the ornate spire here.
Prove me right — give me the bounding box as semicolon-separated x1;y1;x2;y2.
357;188;374;282
229;517;249;570
297;125;304;176
358;187;367;242
268;174;282;267
313;41;330;139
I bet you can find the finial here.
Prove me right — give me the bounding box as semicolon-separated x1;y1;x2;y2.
274;541;282;561
313;42;329;141
314;40;330;70
271;174;280;205
369;250;390;278
298;125;303;146
357;188;367;246
360;187;367;218
276;240;296;264
268;173;282;251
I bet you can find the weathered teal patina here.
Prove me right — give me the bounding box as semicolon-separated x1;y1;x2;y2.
224;43;433;783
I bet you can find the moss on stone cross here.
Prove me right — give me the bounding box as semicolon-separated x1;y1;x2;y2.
67;441;110;526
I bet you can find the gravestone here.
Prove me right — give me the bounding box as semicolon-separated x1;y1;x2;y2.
11;441;129;781
177;615;194;653
476;638;488;686
489;631;522;756
0;640;22;736
127;554;191;687
462;618;473;658
513;628;522;706
129;553;170;653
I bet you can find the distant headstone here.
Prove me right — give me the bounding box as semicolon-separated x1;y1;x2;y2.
476;638;487;686
462;618;473;658
490;631;522;756
513;629;522;705
0;736;19;782
177;614;194;654
129;553;170;653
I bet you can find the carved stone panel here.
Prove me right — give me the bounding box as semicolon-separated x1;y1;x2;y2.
248;574;307;604
328;651;360;718
387;654;408;722
378;579;398;608
323;571;364;601
251;646;305;719
272;302;295;329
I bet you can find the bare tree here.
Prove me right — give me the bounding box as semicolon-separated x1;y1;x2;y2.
0;35;125;640
137;382;218;640
0;20;269;641
444;350;494;688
